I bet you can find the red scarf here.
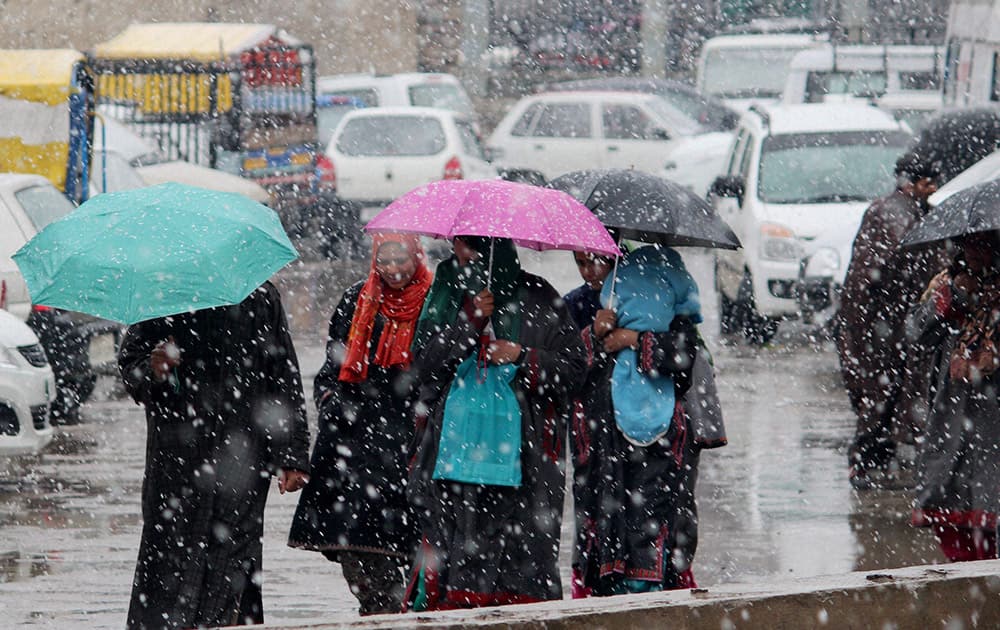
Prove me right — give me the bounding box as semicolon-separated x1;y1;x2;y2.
338;233;432;383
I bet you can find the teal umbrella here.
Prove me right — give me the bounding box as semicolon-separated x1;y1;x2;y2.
13;182;298;325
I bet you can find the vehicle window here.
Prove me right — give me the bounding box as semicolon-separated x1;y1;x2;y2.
757;130;910;203
408;84;475;117
602;105;657;140
14;185;77;230
727;129;748;175
511;103;542;137
532;104;591;138
455;120;486;159
804;71;888;102
739;136;756;180
643;97;703;136
657;90;705;120
703;48;804;99
899;71;940;91
336;116;447;156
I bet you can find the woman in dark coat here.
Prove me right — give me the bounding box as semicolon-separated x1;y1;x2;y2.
570;246;725;596
908;230;1000;561
288;233;432;615
405;236;586;610
118;281;311;629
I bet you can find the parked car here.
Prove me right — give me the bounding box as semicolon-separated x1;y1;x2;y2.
544;77;740;132
710;103;911;343
0;173;118;423
487;90;719;185
0;308;55;457
327;107;495;220
316;72;476;145
697;33;824;110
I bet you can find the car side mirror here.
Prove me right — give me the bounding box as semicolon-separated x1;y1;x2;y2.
710;175;745;206
652;127;671;141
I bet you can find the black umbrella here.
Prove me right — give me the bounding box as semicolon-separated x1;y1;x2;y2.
902;178;1000;247
547;169;741;250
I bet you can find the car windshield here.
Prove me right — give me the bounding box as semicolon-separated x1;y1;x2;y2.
703;47;804;99
14;184;76;230
408;84;475;117
336;116;447;156
758;130;910;203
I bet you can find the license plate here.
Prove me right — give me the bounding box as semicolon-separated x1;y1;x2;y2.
88;333;117;367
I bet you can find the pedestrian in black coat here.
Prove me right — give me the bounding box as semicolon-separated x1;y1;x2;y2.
118;281;310;629
288;233;432;615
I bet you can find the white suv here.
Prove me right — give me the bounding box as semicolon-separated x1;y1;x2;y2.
710;103;911;343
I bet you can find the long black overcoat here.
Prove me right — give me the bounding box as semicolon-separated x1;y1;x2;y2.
118;282;310;629
288;281;420;560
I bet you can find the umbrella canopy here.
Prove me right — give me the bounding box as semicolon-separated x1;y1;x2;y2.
902;178;1000;247
13;182;298;324
929;149;1000;206
547;169;741;250
364;179;621;257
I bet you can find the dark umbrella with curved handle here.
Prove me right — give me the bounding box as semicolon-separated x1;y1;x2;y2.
547;169;741;250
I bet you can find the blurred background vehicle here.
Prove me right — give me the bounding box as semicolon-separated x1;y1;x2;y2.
780;43;944;132
90;23;326;256
543;76;739;132
316;72;477;142
0;51;121;424
0;308;55;457
327;106;495;223
487;90;719;186
0;174;111;424
710;103;911;344
696;33;825;111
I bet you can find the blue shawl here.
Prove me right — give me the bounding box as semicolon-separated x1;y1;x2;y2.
601;246;702;445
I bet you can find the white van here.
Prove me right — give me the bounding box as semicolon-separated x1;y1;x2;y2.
316;73;475;145
697;33;823;110
782;44;943;104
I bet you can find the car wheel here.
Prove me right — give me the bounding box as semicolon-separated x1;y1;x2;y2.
735;271;779;346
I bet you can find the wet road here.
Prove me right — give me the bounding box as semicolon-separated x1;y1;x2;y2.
0;250;944;627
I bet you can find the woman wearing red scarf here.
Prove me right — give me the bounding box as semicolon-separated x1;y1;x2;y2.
288;233;432;615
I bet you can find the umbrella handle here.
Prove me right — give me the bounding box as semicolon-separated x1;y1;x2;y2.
486;237;495;292
607;234;623;310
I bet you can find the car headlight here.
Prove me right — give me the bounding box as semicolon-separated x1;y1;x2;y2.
759;223;804;262
804;247;841;278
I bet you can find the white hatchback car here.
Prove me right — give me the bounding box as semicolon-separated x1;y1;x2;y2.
0;308;55;457
710;103;911;343
487;91;713;184
327;107;495;219
316;72;476;145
